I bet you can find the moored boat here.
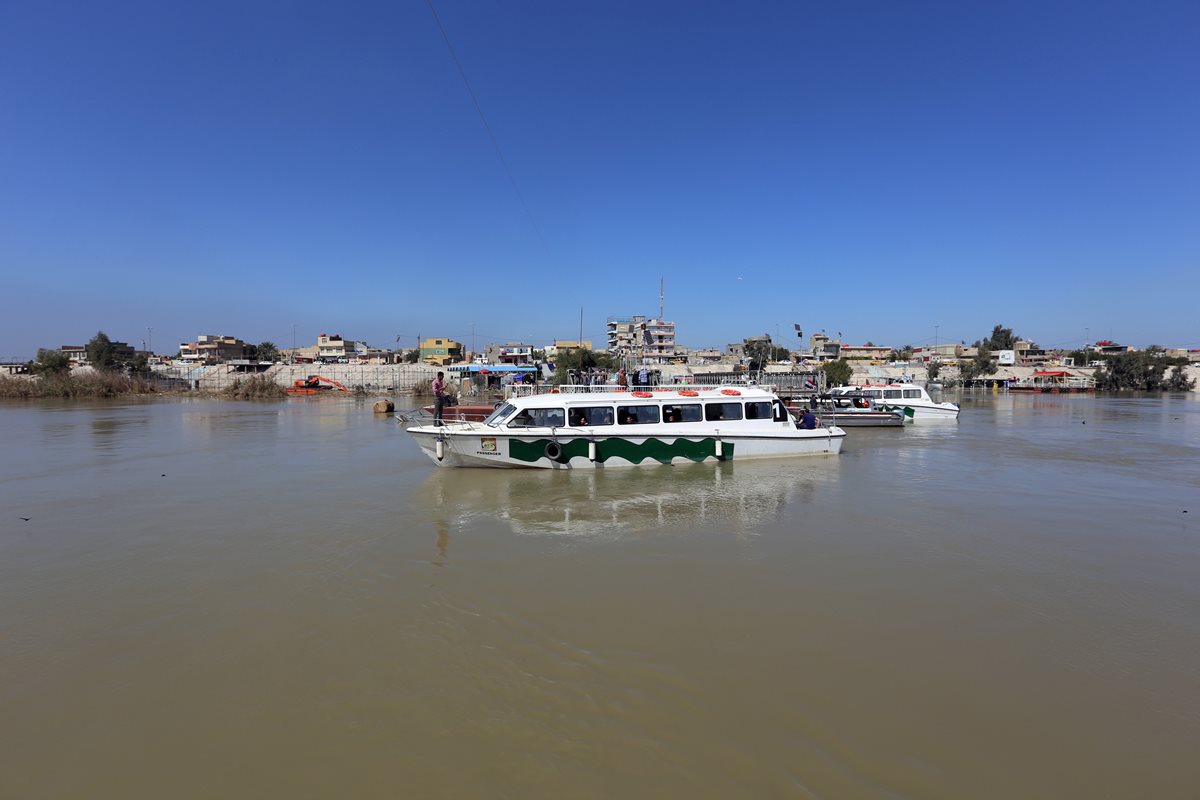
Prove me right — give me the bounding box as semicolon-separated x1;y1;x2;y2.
405;386;846;468
1008;370;1096;393
785;393;906;427
828;383;959;421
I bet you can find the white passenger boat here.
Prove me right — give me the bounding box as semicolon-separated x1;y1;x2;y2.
406;386;846;468
828;383;960;421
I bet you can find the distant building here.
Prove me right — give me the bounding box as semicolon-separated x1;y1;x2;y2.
687;348;724;365
914;344;961;364
179;335;251;363
838;344;892;361
420;337;464;366
485;343;535;365
60;345;88;365
808;333;841;361
316;333;359;362
642;319;676;364
545;340;592;358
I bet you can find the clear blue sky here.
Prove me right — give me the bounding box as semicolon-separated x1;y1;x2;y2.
2;0;1197;360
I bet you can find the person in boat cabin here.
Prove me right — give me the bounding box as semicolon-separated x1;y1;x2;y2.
432;371;446;426
798;407;818;429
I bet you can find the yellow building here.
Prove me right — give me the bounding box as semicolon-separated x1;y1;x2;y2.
420;337;464;366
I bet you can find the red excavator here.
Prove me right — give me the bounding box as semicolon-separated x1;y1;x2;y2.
286;375;350;395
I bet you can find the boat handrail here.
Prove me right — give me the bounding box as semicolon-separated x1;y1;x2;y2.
506;383;768;398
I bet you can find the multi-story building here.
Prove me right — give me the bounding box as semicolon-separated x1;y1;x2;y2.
316;333;358;362
420;337;464;366
642;319;676;364
179;335;251;363
607;316;645;356
60;345;88;365
808;333;841;361
485;343;535;365
606;315;676;363
544;340;592;358
838;344;892;361
913;344;962;364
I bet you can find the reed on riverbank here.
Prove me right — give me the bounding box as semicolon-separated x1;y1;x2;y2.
0;372;161;399
223;375;288;400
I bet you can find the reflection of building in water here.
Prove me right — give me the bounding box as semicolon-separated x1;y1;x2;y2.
418;459;839;540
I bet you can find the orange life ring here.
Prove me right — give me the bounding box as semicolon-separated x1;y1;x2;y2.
720;388;741;396
550;388;560;393
678;389;699;397
631;391;652;398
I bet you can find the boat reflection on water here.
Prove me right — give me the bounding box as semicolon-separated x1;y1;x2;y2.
416;456;842;541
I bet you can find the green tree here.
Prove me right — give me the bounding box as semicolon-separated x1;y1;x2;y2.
1165;365;1196;392
959;346;997;383
403;349;420;363
1095;351;1191;391
127;352;150;376
86;331;118;369
983;325;1019;351
32;348;71;374
889;344;914;362
821;359;852;387
925;359;942;382
256;341;280;363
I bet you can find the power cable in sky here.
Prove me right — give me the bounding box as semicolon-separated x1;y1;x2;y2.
425;0;547;249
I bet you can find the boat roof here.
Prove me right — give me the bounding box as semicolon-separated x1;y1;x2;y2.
508;386;778;407
447;364;538;373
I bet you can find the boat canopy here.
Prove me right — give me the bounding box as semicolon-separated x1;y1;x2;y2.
447;365;538;374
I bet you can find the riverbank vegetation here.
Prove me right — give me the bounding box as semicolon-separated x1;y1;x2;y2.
223;375;288;399
1094;350;1195;391
0;371;161;398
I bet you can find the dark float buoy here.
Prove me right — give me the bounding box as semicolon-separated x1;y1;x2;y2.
373;400;395;413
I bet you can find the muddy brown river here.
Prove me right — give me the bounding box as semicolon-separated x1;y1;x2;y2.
2;392;1198;798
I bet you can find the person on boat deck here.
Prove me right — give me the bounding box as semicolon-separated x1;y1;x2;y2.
433;371;446;426
798;407;818;429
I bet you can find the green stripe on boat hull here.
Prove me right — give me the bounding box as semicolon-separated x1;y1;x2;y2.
509;437;732;465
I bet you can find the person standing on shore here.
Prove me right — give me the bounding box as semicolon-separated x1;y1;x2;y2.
433;371;446;426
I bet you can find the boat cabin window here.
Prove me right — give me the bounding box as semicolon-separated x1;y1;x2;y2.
509;407;565;427
883;389;903;399
485;403;516;425
745;401;772;420
661;404;702;423
903;389;922;398
704;402;743;422
617;405;660;425
569;406;614;426
861;389;882;398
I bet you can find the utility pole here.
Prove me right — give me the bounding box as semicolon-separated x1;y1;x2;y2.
147;327;153;355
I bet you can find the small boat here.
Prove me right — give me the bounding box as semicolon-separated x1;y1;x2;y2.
828;383;959;421
1008;370;1096;393
786;393;906;427
405;385;846;468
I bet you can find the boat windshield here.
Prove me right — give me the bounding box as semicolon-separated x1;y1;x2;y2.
484;403;515;425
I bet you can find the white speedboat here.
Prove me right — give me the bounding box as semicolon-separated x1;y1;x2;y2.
828;383;959;421
405;386;845;468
